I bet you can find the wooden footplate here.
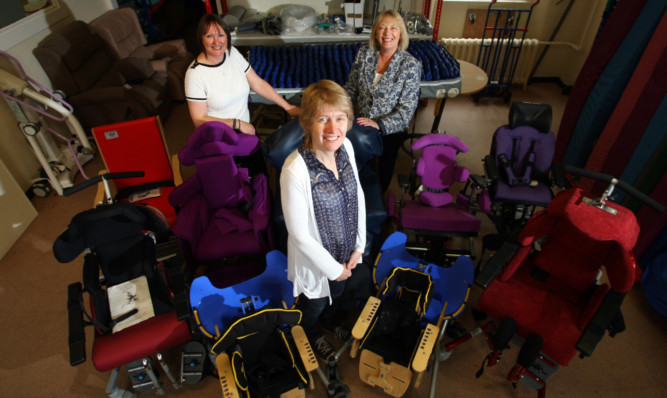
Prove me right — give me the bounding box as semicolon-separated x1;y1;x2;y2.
359;349;412;397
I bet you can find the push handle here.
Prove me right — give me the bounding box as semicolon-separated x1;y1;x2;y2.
563;165;664;213
62;171;144;197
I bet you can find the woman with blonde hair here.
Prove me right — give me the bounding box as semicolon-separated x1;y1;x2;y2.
281;79;366;361
344;10;421;193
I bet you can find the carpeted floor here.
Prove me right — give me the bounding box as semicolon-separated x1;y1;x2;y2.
1;83;666;398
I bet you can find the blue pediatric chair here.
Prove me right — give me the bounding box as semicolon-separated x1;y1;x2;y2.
188;251;320;397
349;232;475;397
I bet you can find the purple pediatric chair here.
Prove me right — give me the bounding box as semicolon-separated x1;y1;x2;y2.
482;101;557;235
388;133;484;265
169;122;273;287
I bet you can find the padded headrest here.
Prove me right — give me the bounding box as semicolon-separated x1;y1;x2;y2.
261;118;383;170
211;308;302;354
411;133;468;153
179;122;259;166
547;188;639;252
52;201;160;263
509;101;552;133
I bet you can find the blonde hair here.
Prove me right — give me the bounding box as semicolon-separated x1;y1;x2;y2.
300;80;354;148
369;10;409;52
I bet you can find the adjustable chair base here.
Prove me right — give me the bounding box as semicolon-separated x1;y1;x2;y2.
180;340;208;385
359;350;412;398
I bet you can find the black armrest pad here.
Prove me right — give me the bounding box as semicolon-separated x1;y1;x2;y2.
67;282;86;366
576;291;626;357
161;244;190;321
475;241;520;288
484;155;500;180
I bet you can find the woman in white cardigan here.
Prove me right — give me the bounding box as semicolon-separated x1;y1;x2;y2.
280;80;366;361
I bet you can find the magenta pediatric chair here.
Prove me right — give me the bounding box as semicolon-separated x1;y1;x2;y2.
169;122;273;287
388;133;485;265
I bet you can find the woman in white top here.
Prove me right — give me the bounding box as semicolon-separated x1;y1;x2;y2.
280;80;366;361
185;13;300;135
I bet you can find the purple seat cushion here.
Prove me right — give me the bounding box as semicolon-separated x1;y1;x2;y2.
400;200;481;233
196;229;262;262
495;181;553;206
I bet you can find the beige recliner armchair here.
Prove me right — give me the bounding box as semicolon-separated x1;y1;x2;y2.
91;7;193;101
34;20;172;131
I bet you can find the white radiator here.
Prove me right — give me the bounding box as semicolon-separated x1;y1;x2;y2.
441;38;540;89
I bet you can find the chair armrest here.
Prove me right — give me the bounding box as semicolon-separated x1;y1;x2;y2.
142;39;189;59
68;87;133;105
291;325;319;373
156;238;189;321
171;154;183;186
67;282;87;366
411;323;439;373
352;296;381;340
215;352;240;398
576;290;626;358
475;241;522;288
483;154;499;180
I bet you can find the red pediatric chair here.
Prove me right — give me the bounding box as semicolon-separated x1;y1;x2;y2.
465;165;665;397
388;133;485;265
91;116;180;228
53;173;192;397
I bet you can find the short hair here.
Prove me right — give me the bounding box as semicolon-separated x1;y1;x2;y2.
369;10;409;52
195;13;232;55
300;80;354;148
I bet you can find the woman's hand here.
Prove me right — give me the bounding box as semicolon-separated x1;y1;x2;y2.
286;105;301;117
336;266;352;281
356;117;379;130
237;119;256;135
345;251;363;270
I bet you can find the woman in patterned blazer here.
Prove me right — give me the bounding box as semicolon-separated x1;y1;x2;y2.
344;10;422;193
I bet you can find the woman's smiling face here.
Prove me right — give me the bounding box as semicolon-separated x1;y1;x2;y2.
202;23;227;59
309;107;349;155
376;16;401;52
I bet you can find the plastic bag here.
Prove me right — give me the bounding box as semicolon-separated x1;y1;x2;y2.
280;5;317;35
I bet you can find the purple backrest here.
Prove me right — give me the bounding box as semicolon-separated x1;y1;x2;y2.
195;155;252;209
179;121;259;166
411;134;470;207
493;125;555;186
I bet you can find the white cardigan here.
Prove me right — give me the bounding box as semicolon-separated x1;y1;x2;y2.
280;138;366;301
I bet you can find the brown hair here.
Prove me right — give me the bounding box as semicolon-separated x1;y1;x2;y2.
369;10;409;52
300;80;354;148
195;13;232;56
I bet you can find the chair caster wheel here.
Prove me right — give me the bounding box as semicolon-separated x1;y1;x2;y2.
31;179;51;197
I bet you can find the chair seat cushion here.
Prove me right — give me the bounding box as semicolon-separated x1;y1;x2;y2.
494;181;552;206
477;264;595;366
196;229;262;262
92;311;191;372
400;200;481;234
